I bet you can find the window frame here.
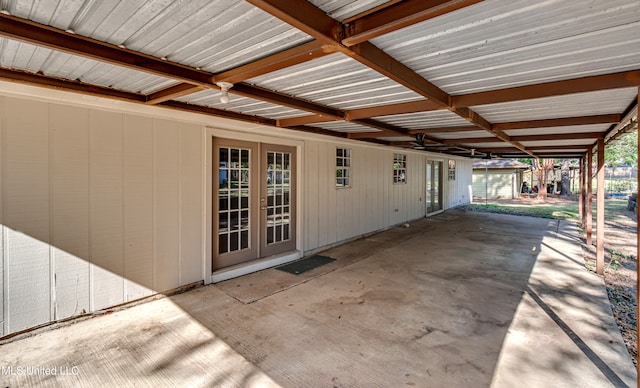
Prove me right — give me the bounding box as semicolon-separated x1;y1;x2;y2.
393;153;407;184
448;159;456;181
336;147;351;188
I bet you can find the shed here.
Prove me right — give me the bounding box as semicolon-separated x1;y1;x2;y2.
473;159;531;199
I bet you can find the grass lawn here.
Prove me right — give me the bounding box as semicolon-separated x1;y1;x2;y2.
463;198;629;222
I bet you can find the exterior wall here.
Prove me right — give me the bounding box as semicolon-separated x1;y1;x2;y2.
472;169;522;199
0;83;472;336
0;95;204;335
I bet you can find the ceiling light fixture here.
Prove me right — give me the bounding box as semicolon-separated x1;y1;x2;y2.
216;82;233;104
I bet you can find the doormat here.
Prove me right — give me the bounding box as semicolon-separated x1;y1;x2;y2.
276;255;336;275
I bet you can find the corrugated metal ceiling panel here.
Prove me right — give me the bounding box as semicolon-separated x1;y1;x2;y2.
0;37;176;94
5;0;311;73
175;89;310;120
308;0;391;21
472;88;638;123
248;53;424;110
373;110;472;130
432;130;494;140
372;0;640;95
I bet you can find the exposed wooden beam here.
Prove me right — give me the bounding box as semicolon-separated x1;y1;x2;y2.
146;84;204;105
0;13;212;86
348;130;400;139
527;145;589;151
492;114;621;131
342;0;483;46
231;83;344;118
511;133;603;142
346;100;443;120
249;0;533;156
453;70;640;108
409;126;479;134
159;100;276;125
245;0;344;44
0;67;146;102
443;132;603;144
213;41;337;84
277;115;342;127
348;42;450;108
0;13;351;120
278;99;444;127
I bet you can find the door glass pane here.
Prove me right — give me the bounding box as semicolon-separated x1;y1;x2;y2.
426;162;433;213
218;146;251;254
434;162;441;211
266;151;291;245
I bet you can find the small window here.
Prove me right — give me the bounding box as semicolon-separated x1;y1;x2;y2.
448;159;456;181
393;154;407;184
336;148;351;188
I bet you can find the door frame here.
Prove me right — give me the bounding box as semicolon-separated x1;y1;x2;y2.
425;158;445;217
205;128;303;284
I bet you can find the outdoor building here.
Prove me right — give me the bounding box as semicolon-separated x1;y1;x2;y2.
472;159;530;199
0;86;472;336
0;1;638;384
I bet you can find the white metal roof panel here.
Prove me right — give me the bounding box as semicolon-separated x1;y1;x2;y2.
247;53;424;110
5;0;312;73
432;130;493;140
377;136;415;142
0;37;176;94
373;110;472;130
472;88;638;123
372;0;640;95
308;0;390;21
175;89;310;120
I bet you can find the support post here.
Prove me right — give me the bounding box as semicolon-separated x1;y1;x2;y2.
579;156;584;227
636;88;640;372
586;148;593;245
596;137;605;275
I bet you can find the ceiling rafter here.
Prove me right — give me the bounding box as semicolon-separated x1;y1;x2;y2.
247;0;534;156
492;114;621;131
443;132;603;144
147;40;338;105
453;70;640;108
409;126;479;134
0;13;347;120
342;0;483;47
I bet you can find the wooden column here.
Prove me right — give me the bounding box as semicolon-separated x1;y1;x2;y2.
579;156;585;228
636;88;640;372
596;137;605;275
586;147;593;245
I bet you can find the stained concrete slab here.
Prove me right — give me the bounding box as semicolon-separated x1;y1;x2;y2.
0;210;636;387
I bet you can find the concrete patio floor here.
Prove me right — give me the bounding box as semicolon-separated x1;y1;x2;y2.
0;209;636;387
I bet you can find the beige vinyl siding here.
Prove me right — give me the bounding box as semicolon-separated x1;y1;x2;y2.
0;96;204;334
0;86;472;336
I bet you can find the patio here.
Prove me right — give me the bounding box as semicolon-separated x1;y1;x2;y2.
0;210;635;387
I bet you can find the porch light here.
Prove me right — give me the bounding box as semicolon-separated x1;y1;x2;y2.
216;82;233;104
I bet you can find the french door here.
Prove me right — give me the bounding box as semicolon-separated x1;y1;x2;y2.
213;138;296;270
426;160;443;214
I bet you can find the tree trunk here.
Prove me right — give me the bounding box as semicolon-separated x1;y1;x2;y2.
560;159;571;195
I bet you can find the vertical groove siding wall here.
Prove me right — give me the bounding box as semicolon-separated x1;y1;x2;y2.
0;96;203;335
0;90;473;336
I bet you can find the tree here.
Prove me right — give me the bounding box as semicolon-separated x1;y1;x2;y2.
533;158;555;199
605;128;638;167
560;159;572;195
